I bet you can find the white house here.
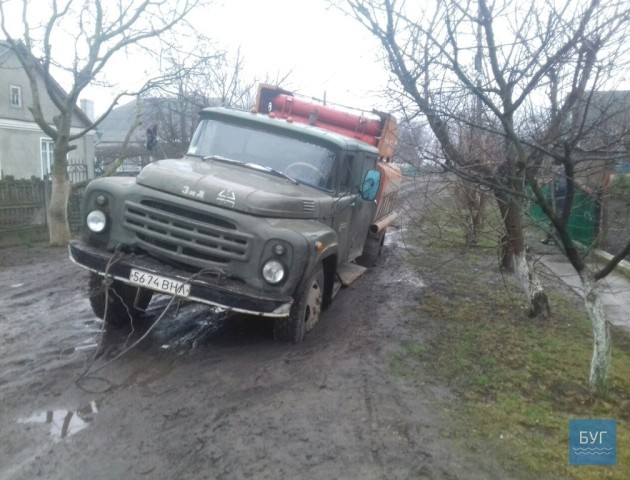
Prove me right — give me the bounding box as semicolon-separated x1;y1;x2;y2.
0;42;96;182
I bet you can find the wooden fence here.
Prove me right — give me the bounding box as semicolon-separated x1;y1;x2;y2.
0;175;86;245
0;178;47;231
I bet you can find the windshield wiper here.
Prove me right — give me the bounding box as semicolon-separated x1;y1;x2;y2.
243;163;299;185
203;155;299;185
203;154;240;164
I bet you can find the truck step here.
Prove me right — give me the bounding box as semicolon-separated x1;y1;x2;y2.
337;262;367;286
333;262;368;299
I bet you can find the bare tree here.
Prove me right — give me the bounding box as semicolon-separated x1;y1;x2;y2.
144;47;256;160
91;97;145;181
128;45;293;161
342;0;630;394
0;0;202;246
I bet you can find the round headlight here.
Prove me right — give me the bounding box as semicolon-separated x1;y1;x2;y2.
262;259;285;284
86;209;107;233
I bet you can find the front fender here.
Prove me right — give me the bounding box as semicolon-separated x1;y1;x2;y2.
265;217;339;277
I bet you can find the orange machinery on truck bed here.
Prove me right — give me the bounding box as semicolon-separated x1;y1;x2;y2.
255;84;401;237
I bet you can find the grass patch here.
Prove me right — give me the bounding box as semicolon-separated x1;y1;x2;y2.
393;187;630;479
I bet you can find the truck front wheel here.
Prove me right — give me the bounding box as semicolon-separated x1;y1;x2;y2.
88;272;153;328
273;264;324;344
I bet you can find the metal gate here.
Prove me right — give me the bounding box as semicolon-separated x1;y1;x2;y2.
529;184;600;247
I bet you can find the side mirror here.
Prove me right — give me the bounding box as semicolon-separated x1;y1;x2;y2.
360;169;381;201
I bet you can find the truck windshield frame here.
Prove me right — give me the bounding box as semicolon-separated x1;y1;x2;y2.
188;118;337;192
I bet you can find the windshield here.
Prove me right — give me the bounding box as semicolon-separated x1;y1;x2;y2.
188;118;337;191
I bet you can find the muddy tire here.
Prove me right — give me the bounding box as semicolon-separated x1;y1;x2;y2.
88;272;153;328
273;264;324;344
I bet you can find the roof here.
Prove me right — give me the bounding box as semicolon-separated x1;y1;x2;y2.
578;90;630;129
97;96;219;144
0;41;93;128
96;99;143;144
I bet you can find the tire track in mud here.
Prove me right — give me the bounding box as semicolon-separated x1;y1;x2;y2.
353;246;436;478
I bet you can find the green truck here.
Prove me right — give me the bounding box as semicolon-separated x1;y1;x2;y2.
69;85;401;343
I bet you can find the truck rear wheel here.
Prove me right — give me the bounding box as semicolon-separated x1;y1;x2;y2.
88;272;153;328
273;264;324;344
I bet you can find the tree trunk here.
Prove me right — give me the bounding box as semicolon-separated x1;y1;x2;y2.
580;271;611;395
48;173;71;246
469;191;486;245
513;250;550;318
494;183;550;318
455;180;486;245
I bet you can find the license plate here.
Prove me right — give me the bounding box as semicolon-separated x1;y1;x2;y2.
129;269;191;297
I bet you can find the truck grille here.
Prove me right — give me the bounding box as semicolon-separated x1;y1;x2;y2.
123;200;251;266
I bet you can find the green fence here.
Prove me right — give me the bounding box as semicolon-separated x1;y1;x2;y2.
529;185;600;247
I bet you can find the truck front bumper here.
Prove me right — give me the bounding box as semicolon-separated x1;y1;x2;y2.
69;241;293;317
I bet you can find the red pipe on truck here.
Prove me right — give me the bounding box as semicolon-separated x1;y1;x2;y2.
271;94;382;137
279;112;379;146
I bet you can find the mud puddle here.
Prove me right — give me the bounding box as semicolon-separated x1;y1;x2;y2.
17;401;99;440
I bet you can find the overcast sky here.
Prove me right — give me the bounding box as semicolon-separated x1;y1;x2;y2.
84;0;390;115
202;0;389;104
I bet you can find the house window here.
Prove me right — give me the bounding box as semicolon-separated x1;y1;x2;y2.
10;85;22;108
41;138;54;179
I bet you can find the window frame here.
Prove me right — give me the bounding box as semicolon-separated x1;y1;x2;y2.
338;154;355;195
10;85;22;108
40;138;55;179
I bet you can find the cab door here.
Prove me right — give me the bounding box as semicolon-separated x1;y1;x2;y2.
331;152;377;263
347;154;378;260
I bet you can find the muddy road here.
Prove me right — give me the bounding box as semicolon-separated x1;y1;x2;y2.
0;182;506;480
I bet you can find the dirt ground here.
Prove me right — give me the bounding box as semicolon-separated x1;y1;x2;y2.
0;184;510;480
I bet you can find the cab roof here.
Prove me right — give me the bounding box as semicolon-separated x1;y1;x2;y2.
199;107;380;155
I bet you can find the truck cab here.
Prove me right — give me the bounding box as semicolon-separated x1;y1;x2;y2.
69;85;400;343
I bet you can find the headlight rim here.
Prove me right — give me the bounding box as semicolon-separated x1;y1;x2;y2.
261;259;286;285
86;209;108;234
